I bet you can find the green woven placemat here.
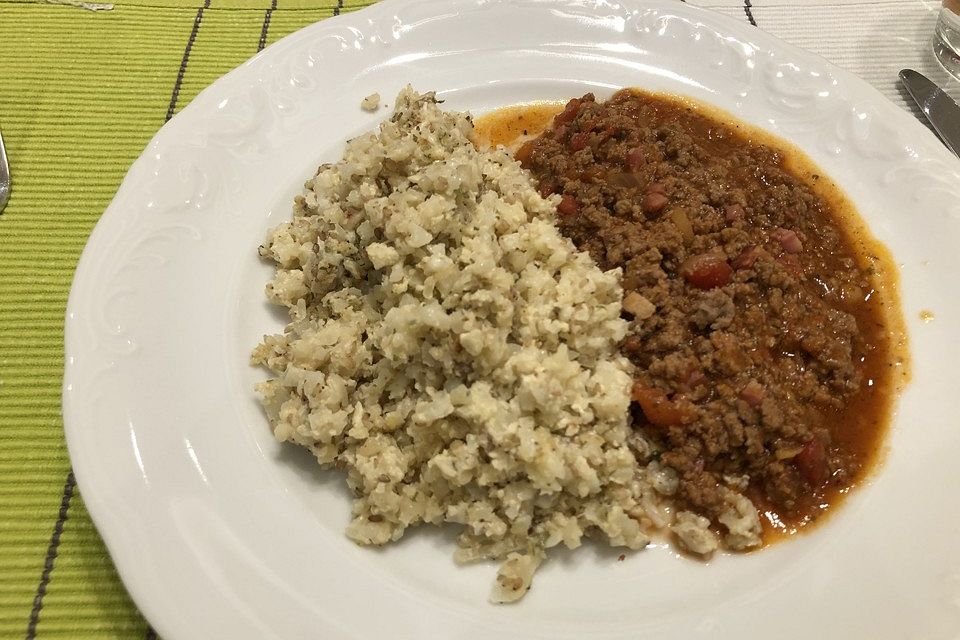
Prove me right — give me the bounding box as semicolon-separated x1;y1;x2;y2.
0;1;375;637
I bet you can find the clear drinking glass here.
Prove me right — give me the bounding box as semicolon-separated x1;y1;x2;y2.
935;0;960;80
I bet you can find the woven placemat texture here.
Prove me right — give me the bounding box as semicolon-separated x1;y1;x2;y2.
0;0;956;638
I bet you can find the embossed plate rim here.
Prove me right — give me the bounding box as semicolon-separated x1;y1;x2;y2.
63;1;960;639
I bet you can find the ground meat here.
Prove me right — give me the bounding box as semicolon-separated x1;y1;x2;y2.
692;289;735;330
522;91;879;522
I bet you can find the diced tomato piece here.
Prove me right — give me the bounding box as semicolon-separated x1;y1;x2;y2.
569;132;590;152
625;147;644;171
538;180;557;198
771;227;803;254
642;191;669;214
557;194;579;217
514;140;536;167
553;98;582;126
794;439;828;486
631;384;697;427
679;253;733;289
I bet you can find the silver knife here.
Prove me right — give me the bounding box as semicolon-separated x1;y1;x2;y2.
0;130;9;214
900;68;960;157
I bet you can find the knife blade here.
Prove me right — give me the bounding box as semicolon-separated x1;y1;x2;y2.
0;130;9;214
900;68;960;157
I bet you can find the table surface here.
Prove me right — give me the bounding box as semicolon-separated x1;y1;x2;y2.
0;0;957;638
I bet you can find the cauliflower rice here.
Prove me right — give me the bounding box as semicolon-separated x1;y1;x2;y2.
252;87;760;602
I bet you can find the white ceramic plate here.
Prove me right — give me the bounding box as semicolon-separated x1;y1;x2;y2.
63;1;960;638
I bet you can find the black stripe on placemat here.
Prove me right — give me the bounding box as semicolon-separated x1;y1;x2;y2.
744;0;757;26
145;625;158;640
333;0;343;16
166;0;213;122
258;0;278;52
25;471;77;640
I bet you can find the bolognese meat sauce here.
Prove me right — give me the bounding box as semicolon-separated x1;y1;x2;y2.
515;91;902;535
